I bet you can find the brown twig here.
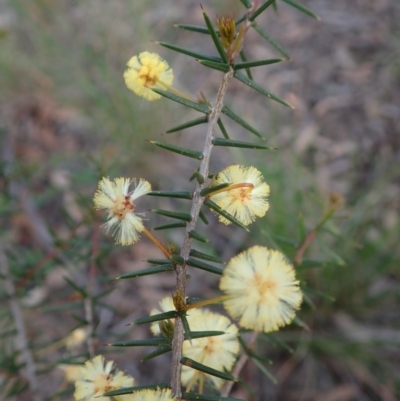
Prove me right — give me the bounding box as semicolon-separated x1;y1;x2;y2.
221;331;259;397
0;245;42;401
170;67;235;398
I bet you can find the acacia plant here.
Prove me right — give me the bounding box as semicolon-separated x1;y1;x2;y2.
70;2;337;401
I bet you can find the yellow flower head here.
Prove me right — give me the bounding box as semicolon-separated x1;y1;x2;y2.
124;51;174;101
59;364;83;383
116;388;176;401
209;165;270;225
220;246;303;333
94;177;151;245
74;355;134;401
181;309;239;391
150;296;176;337
150;297;239;391
65;328;88;350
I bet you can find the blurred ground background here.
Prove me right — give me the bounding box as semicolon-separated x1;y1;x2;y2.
0;0;399;400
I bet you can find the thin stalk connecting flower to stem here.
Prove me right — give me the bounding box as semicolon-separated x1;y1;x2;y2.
143;227;171;259
171;67;235;398
208;182;254;197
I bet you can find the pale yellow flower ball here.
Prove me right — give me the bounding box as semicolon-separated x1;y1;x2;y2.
149;296;240;391
124;52;174;101
220;246;303;333
74;355;134;401
209;165;270;225
149;296;176;336
93;177;151;245
181;309;239;391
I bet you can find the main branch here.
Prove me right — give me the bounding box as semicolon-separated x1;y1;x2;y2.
171;67;234;398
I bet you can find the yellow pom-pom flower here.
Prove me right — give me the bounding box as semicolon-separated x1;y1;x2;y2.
150;295;176;337
116;388;176;401
74;355;134;401
181;309;239;391
124;51;174;101
150;297;239;391
94;177;151;245
219;246;303;333
209;165;270;225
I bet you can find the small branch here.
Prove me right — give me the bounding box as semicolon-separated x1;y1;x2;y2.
221;331;259;397
171;67;235;398
85;213;101;358
0;245;42;401
293;230;315;266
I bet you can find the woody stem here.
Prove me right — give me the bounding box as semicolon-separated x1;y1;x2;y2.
170;67;235;398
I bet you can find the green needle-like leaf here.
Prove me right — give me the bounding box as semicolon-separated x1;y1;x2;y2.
151;88;210;114
149;141;203;160
166;116;208;134
249;0;276;21
200;183;230;197
250;356;278;384
221;105;264;138
170;254;185;266
205;199;249;231
213;137;275;150
252;23;290;58
264;332;294;353
184;331;225;340
156;40;221;62
198;59;230;72
235;72;294;108
234;58;286;70
202;8;229;63
104;384;170;397
115;264;174;280
239;50;253;79
217;118;229;139
292;316;310;331
199;210;209;225
174;24;217;35
181;357;236;381
184;393;245;401
189;249;224;264
239;0;252;8
63;276;87;298
188;230;209;243
281;0;320;20
186;258;223;275
302;285;335;302
141;346;172;362
151;208;192;222
131;311;178;326
147;258;171;265
110;338;170;347
181;313;192;341
153;222;187;231
148;190;193;200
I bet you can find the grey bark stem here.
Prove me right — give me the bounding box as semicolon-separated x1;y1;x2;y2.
0;246;42;401
171;67;234;398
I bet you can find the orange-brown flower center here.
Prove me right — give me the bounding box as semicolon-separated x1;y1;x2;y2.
253;273;277;297
111;195;134;220
139;66;158;86
204;337;217;354
94;373;115;395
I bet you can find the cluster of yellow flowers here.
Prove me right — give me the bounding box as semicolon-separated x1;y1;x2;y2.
72;355;176;401
79;51;303;399
150;297;240;391
93;165;270;246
